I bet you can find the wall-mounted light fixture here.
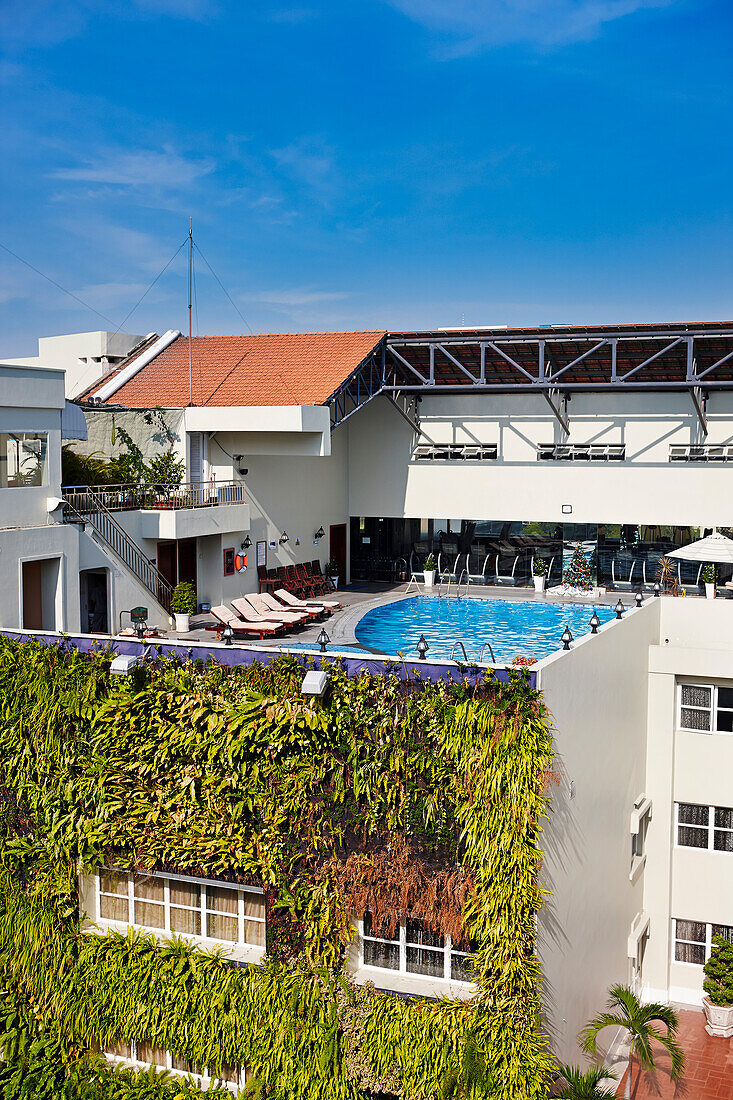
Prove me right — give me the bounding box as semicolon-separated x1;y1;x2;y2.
279;532;289;545
234;454;248;475
241;535;252;550
314;526;325;541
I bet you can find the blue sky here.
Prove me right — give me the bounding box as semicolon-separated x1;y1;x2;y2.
1;0;731;352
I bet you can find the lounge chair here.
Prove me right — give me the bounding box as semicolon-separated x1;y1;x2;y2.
259;590;321;622
275;587;341;613
226;600;291;633
234;594;307;627
208;605;284;638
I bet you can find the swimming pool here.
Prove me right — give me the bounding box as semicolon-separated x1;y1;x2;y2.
354;596;616;664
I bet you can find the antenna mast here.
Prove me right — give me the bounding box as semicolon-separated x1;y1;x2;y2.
188;218;193;406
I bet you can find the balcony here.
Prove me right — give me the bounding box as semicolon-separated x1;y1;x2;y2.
63;481;250;541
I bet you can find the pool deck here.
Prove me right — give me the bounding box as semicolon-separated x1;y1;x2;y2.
173;582;649;652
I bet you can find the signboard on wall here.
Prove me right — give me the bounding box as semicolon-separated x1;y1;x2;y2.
223;547;235;576
256;541;267;568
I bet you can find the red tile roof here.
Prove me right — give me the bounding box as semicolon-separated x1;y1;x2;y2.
83;331;385;408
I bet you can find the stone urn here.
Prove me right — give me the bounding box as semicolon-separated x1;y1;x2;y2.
703;996;733;1038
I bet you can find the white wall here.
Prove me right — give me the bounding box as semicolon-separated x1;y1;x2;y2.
643;600;733;1005
347;391;733;527
536;601;661;1064
0;524;80;632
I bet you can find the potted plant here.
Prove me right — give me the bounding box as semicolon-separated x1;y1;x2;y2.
170;581;196;633
324;558;339;591
423;553;436;588
702;563;716;599
703;933;733;1037
532;557;548;593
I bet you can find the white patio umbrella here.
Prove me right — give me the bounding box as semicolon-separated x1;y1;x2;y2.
668;531;733;564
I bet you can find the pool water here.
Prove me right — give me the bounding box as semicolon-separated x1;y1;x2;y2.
354;596;616;664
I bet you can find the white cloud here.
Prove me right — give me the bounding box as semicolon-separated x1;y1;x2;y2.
270;137;337;198
53;146;215;189
383;0;678;51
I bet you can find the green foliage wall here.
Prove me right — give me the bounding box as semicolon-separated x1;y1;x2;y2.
0;638;555;1100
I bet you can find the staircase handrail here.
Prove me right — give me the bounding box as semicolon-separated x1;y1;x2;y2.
63;494;174;614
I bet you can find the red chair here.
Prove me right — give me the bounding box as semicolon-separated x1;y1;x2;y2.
258;565;278;594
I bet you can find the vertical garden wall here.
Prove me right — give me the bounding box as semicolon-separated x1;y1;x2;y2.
0;638;555;1099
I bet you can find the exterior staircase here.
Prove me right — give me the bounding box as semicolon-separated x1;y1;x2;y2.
62;490;173;616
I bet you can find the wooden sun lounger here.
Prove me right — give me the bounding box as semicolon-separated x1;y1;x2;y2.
233;595;306;627
275;587;341;613
208;605;284;638
259;590;320;622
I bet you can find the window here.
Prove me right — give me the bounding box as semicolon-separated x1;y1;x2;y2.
537;443;625;461
360;912;475;984
673;920;733;965
670;444;733;462
0;432;48;488
676;804;733;852
413;444;497;461
679;683;733;734
103;1041;248;1090
96;869;265;948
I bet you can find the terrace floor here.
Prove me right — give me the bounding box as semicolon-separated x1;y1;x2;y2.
615;1009;733;1098
177;580;633;651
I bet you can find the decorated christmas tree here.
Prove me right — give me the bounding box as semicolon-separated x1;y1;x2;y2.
563;545;593;589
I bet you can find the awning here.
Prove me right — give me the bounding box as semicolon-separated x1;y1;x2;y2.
669;531;733;564
61;401;88;441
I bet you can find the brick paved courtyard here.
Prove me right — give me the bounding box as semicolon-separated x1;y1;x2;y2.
616;1009;733;1098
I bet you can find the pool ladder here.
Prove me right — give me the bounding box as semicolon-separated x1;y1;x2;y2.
448;639;496;664
456;569;470;599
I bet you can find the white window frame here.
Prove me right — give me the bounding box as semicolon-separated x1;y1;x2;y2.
95;868;266;948
677;681;733;735
103;1042;247;1093
675;802;733;853
672;919;733;967
357;915;475;986
629;795;652;881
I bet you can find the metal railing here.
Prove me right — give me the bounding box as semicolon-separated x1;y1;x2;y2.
61;480;244;513
63;495;174;614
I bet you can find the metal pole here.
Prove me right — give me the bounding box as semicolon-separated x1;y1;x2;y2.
188;219;193;406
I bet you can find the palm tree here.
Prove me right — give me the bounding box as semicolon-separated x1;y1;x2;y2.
555;1063;617;1098
581;984;684;1099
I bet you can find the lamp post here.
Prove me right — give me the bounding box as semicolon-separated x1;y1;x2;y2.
653;582;661;597
589;611;600;634
134;620;146;640
561;627;573;650
635;591;643;607
615;599;625;619
222;622;234;646
317;628;330;653
416;635;429;660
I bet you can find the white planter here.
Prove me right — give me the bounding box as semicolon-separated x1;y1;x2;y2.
533;576;546;593
423;570;436;588
174;613;190;633
706;583;716;600
703;996;733;1038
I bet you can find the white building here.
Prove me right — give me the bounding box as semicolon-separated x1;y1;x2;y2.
10;319;733;1064
0;360;171;634
4;330;145;399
